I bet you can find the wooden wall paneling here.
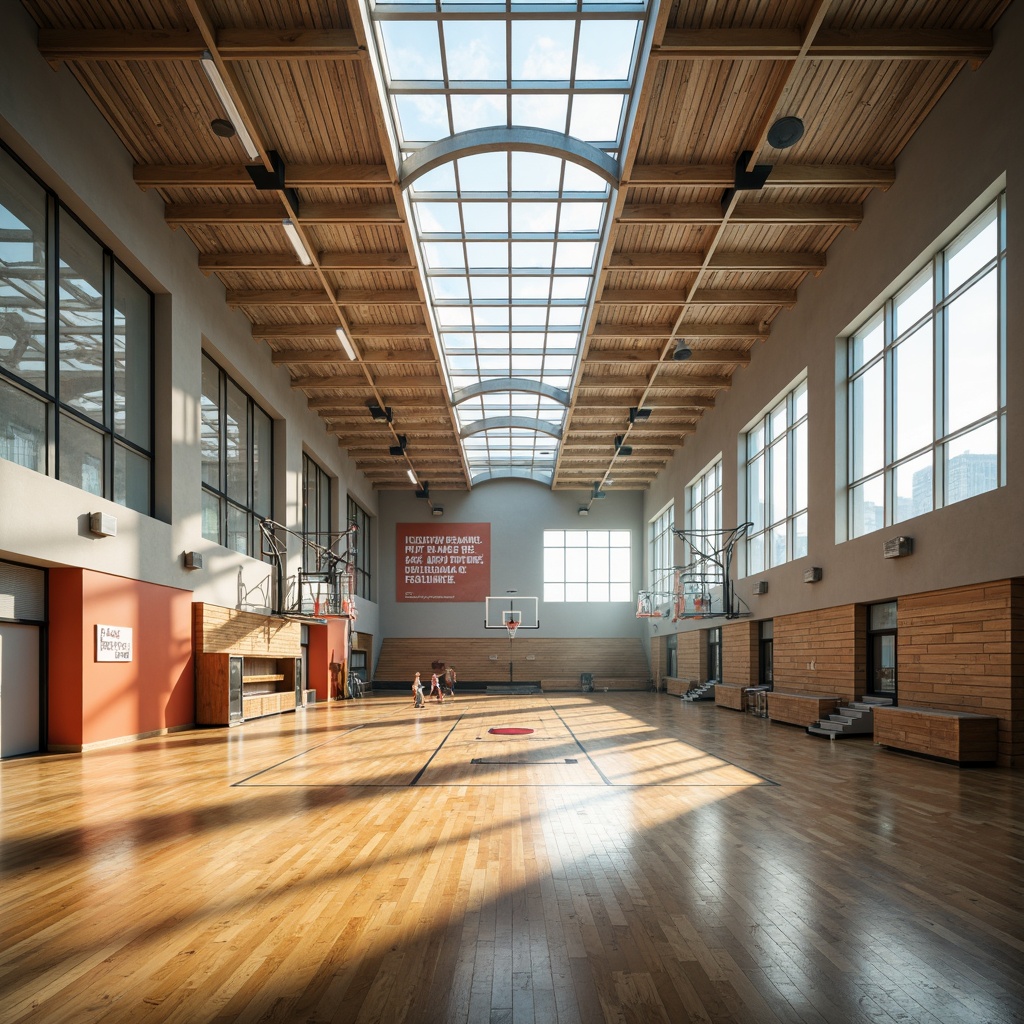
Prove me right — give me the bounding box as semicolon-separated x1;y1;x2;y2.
773;605;863;701
195;653;230;726
723;620;759;685
898;580;1018;766
676;629;706;683
193;603;301;657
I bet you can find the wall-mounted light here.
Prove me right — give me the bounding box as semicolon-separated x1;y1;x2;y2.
882;536;913;559
752;580;768;595
89;512;117;537
803;567;823;583
578;507;589;516
281;218;312;266
432;506;444;517
183;551;204;571
200;50;259;159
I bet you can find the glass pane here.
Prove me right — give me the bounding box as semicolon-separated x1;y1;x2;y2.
587;582;609;602
59;413;103;495
793;512;808;560
114;442;150;513
565;548;586;579
587;546;607;582
894;322;932;459
200;355;220;489
747;533;764;575
252;405;272;518
609;582;631;602
0;148;47;391
544;582;564;602
225;380;248;504
570;95;623;143
945;420;998;505
850;314;883;373
850;475;884;538
0;377;47;473
565;582;587;602
201;488;221;543
869;601;898;631
512;21;575;81
873;634;897;694
112;265;151;449
747;454;764;532
380;21;442;81
577;21;638;80
793;421;807;513
893;451;932;523
769;524;787;568
58;214;105;424
947;269;998;433
946;203;997;293
769;435;787;525
895;268;932;336
609;548;630;582
851;361;884;479
227;504;249;555
544;547;564;582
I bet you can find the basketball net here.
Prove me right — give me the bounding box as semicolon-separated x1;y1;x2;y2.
505;619;519;640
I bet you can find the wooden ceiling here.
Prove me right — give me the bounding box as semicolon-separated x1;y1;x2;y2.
23;0;1010;496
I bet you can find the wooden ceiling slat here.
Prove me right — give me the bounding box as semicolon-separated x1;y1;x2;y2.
165;202;402;224
619;202;862;225
135;163;390;188
628;163;894;187
599;288;797;306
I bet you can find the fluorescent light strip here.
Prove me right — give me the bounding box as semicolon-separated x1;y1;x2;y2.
406;469;417;485
282;218;313;266
200;51;259;160
335;327;357;360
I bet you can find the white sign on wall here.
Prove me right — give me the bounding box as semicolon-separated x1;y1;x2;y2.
96;624;133;662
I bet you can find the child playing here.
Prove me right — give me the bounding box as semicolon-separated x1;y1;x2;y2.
412;671;424;708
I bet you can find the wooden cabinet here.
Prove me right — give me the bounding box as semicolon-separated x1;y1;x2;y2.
873;706;999;764
193;604;303;726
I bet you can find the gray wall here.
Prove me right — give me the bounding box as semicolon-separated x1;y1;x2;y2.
643;0;1024;633
377;480;645;656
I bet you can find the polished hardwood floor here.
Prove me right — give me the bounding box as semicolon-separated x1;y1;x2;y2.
2;693;1022;1024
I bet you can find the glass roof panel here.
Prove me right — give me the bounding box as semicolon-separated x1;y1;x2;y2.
367;0;652;483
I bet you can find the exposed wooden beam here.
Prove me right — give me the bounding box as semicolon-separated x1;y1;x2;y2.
574;396;715;410
652;28;991;62
165;202;402;225
271;348;434;365
590;323;768;340
228;288;420;306
609;251;826;272
200;251;413;272
588;349;751;365
579;374;732;389
627;164;895;188
38;28;364;62
136;164;389;189
600;288;797;307
619;202;862;225
292;375;443;390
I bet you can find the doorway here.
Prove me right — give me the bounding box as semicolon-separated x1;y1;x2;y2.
1;623;41;757
867;601;897;701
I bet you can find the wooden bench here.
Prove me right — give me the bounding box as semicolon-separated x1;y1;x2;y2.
873;706;999;765
767;692;840;728
665;677;698;697
715;683;747;711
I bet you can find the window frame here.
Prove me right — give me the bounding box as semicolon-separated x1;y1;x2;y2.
648;501;674;593
742;376;808;574
302;453;332;573
845;194;1007;538
543;528;632;603
200;353;273;558
347;495;373;601
0;143;155;514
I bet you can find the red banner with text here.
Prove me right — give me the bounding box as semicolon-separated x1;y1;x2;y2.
397;523;491;602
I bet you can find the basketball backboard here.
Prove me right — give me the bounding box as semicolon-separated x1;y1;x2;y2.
485;595;539;629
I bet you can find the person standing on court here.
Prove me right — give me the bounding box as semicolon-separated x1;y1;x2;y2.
412;671;424;708
429;669;444;703
446;665;456;699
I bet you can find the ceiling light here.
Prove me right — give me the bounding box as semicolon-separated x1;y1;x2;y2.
200;51;259;159
406;468;417;485
282;218;312;266
578;507;589;516
335;326;357;361
767;116;805;150
629;407;651;423
673;339;692;361
389;435;407;457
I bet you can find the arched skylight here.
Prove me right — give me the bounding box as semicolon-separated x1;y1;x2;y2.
364;0;654;484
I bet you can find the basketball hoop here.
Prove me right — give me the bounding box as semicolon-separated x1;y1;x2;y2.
505;619;519;640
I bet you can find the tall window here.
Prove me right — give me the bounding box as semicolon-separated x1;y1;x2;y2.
649;502;674;591
686;457;722;565
744;377;808;573
544;529;630;602
847;195;1006;537
347;496;372;601
302;454;331;571
0;145;154;513
200;353;272;556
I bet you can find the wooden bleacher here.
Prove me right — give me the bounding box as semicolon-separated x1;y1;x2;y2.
373;637;651;692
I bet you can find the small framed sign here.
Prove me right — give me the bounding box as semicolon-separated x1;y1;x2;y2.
96;624;133;662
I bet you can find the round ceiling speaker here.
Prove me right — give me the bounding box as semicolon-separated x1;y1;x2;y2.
767;116;805;149
210;117;236;138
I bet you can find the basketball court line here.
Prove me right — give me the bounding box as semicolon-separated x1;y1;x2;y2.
231;695;777;790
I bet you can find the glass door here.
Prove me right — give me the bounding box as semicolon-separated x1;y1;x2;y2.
867;602;897;700
759;620;774;689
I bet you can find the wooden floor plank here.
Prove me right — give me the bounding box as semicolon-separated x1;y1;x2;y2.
1;693;1023;1024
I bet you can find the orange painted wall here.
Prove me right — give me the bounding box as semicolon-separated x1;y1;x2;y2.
305;617;349;702
48;568;193;748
